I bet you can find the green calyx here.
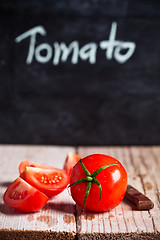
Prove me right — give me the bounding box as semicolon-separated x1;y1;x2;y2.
68;159;118;209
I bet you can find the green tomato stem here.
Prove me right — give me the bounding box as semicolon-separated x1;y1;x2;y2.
84;182;92;209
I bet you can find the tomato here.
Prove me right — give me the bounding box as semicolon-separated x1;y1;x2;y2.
19;160;54;175
20;167;69;198
63;152;82;175
3;177;49;212
69;154;127;212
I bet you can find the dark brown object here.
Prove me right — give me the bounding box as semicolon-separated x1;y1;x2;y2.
125;185;154;210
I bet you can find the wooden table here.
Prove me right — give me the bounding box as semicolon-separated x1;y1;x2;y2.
0;145;160;239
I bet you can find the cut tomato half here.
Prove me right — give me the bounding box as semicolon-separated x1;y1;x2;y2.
63;152;82;175
19;160;54;175
3;177;49;212
20;167;69;198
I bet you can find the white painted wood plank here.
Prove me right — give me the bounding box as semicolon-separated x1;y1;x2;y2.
131;146;160;233
115;147;153;233
0;145;76;239
77;146;156;236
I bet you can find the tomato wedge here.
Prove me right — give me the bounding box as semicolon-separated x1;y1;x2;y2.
19;160;54;175
20;167;69;198
3;177;49;212
63;152;82;175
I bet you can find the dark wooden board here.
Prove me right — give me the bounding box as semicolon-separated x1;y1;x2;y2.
0;1;160;145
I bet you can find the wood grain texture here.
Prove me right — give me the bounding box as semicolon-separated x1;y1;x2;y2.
0;145;76;240
77;146;160;239
0;145;160;239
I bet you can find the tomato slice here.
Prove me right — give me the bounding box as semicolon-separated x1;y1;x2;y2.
63;152;82;175
3;177;49;212
20;167;69;198
19;160;54;175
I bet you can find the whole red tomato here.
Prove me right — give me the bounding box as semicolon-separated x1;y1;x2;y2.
69;154;127;212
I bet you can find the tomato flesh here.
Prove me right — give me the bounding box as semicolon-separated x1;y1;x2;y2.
63;152;81;176
20;167;69;198
19;160;55;175
70;154;127;212
3;177;49;212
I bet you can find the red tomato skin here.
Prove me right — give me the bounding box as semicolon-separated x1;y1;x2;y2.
19;160;54;175
3;177;49;212
63;152;82;176
20;167;69;198
70;154;127;212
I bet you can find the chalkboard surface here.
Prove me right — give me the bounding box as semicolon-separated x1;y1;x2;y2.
0;0;160;145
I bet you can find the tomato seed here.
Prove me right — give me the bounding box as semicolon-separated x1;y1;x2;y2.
39;173;62;185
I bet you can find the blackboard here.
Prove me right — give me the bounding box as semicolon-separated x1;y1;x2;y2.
0;0;160;145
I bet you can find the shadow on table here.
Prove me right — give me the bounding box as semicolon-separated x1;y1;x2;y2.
0;201;75;215
44;202;75;214
0;181;12;187
0;203;30;216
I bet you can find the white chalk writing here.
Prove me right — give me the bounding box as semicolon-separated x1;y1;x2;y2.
100;22;136;63
15;22;136;65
